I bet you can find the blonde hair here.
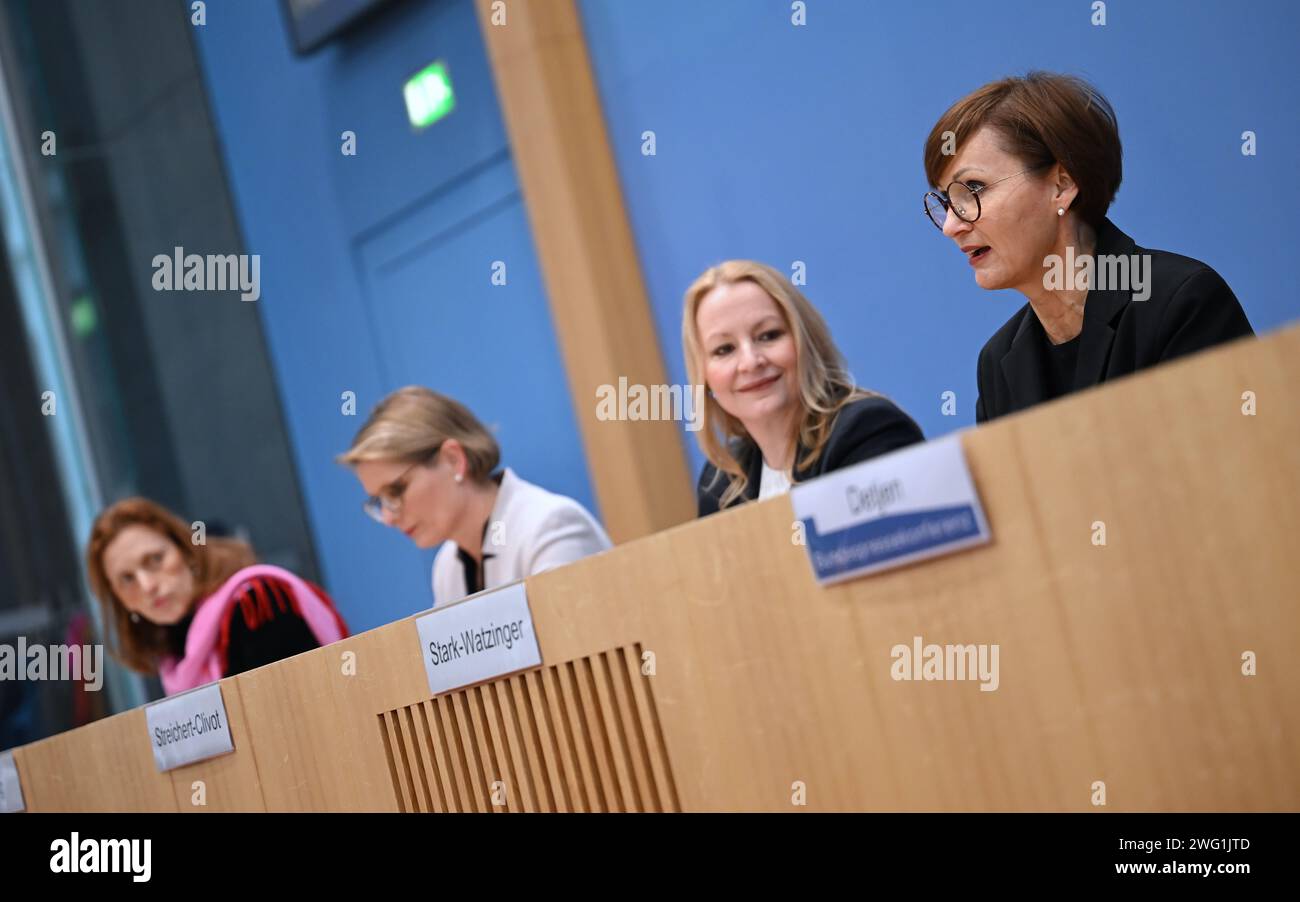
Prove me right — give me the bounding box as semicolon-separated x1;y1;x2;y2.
337;386;500;481
86;497;256;673
682;260;873;509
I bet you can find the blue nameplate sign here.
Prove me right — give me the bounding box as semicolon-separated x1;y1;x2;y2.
790;435;991;584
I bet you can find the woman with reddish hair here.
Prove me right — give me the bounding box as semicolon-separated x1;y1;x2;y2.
86;498;348;696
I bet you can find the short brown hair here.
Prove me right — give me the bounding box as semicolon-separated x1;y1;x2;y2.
86;497;256;673
337;386;500;482
924;71;1122;226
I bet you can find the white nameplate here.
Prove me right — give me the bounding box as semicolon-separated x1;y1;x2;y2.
0;750;25;813
791;434;991;584
144;682;235;772
416;581;542;696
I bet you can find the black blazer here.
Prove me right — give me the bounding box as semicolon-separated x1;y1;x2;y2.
975;218;1254;423
697;395;924;517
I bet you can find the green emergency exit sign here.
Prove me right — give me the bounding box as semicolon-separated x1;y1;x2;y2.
404;61;455;129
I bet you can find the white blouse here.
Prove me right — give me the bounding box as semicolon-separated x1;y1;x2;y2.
432;468;612;606
758;460;792;500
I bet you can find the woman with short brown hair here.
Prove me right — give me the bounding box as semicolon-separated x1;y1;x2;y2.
922;71;1253;422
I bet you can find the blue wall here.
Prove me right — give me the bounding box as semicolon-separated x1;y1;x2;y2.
193;0;1300;629
578;0;1300;472
191;0;596;631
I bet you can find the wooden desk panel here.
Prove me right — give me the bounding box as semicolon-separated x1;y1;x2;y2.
10;327;1298;812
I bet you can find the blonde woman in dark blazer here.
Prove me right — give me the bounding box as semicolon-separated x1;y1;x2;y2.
683;260;924;516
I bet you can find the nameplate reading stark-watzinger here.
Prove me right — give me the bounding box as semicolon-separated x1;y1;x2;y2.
415;581;543;696
144;682;235;772
790;434;991;584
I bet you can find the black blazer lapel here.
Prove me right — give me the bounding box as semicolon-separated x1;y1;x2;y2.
1000;310;1052;415
739;441;763;501
1072;218;1137;391
1071;289;1123;390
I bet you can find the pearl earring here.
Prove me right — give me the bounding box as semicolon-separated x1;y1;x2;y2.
1057;207;1065;217
454;474;463;483
130;612;140;623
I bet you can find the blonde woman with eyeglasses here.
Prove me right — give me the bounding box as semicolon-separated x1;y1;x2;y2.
339;387;611;606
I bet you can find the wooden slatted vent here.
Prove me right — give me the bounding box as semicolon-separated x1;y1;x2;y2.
378;643;679;812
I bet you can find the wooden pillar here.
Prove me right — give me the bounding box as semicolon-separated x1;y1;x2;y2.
474;0;695;542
